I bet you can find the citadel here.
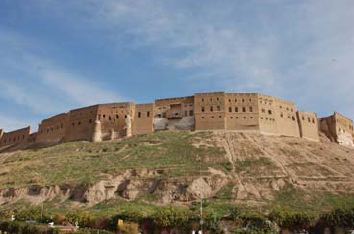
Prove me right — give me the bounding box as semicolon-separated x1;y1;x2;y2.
0;92;353;149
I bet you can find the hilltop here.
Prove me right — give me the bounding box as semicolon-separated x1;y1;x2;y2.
0;131;354;216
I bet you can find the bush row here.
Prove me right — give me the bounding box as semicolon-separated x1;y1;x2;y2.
0;221;58;234
2;206;354;233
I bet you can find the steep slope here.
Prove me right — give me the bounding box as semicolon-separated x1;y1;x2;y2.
0;131;353;214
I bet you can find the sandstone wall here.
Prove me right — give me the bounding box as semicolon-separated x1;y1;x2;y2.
258;94;278;135
319;112;354;147
97;103;134;139
297;111;319;141
0;126;32;147
155;96;194;119
274;98;300;137
194;92;226;130
64;105;99;142
225;93;260;131
36;113;68;143
133;103;154;135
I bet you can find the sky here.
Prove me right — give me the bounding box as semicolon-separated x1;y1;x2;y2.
0;0;354;132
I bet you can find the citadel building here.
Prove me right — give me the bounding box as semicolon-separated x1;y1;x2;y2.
1;92;353;149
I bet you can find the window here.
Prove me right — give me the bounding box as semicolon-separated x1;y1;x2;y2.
78;121;81;125
249;107;253;112
308;117;311;122
302;116;305;120
162;113;166;118
292;116;295;121
219;116;222;118
217;97;219;101
202;98;204;102
89;119;92;124
261;108;265;113
280;113;284;118
235;107;239;112
72;123;75;127
138;112;141;118
217;106;221;111
268;110;272;115
242;99;245;102
210;98;213;101
189;110;193;116
210;106;213;112
201;107;205;112
158;114;161;118
109;116;112;121
116;115;119;119
103;115;106;118
312;118;315;123
147;111;150;117
229;107;232;112
185;111;188;116
242;107;246;112
98;114;101;120
229;99;231;102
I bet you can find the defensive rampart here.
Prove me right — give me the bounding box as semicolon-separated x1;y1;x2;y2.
1;92;352;148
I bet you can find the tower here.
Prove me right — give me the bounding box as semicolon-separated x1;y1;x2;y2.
92;120;102;143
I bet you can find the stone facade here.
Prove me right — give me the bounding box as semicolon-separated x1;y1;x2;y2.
319;112;354;147
0;92;353;148
0;126;32;147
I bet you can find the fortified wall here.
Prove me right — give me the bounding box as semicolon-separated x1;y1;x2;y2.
319;112;354;147
0;92;353;149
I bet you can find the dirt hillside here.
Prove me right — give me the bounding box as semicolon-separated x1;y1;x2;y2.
0;131;353;214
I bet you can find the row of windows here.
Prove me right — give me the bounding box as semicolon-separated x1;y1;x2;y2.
228;98;253;103
156;110;194;118
260;100;272;105
300;116;316;123
200;116;255;120
40;123;65;134
279;106;294;112
1;135;25;144
98;114;128;120
201;97;222;102
201;97;254;103
228;106;253;113
137;111;151;118
261;109;273;115
261;117;276;121
201;106;222;112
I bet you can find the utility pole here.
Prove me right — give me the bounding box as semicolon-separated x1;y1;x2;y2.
198;155;203;234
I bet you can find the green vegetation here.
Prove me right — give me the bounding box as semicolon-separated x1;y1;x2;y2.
0;131;226;189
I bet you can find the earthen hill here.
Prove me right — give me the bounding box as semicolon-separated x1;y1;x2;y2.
1;92;353;149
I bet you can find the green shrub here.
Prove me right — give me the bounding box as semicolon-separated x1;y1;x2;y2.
14;206;50;223
269;210;312;229
153;206;193;229
65;210;94;228
321;208;354;227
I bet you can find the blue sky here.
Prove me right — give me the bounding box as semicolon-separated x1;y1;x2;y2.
0;0;353;131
